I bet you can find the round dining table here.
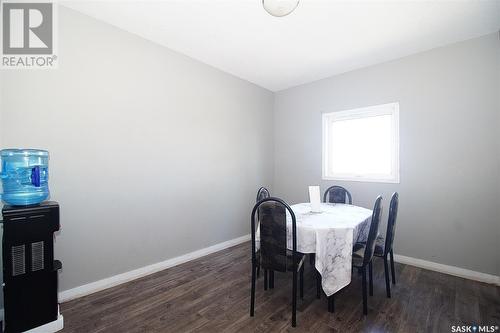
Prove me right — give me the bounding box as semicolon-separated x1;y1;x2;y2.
258;202;373;296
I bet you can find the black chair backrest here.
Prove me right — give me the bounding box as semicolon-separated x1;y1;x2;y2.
323;186;352;204
384;192;399;255
251;197;297;273
256;187;270;202
363;196;383;266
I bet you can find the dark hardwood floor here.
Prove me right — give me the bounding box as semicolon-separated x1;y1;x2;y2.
61;242;500;332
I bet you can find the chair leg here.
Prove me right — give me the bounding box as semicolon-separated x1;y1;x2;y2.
316;270;321;299
390;249;396;285
250;264;256;316
384;255;391;298
257;263;260;278
368;261;373;296
300;266;304;299
264;269;268;290
292;270;297;327
361;266;368;315
328;294;335;313
269;270;275;289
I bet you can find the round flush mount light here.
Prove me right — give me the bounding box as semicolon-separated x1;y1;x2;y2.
262;0;300;17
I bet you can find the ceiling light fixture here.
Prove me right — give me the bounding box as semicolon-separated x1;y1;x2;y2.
262;0;300;17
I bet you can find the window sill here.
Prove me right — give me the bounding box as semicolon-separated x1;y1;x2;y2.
322;175;400;184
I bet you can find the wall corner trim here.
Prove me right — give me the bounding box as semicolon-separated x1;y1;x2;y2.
58;234;251;303
394;254;500;286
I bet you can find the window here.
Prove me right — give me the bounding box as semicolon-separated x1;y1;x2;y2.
322;103;399;183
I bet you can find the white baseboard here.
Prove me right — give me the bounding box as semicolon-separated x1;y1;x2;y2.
59;234;251;302
394;254;500;286
59;235;499;304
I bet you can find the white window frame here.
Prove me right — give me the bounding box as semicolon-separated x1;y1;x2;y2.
322;102;400;183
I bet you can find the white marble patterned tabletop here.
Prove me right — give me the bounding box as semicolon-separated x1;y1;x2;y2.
257;202;373;296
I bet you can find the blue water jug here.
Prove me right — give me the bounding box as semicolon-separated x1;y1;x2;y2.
0;149;50;206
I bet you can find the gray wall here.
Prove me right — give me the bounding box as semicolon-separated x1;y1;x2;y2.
274;33;500;276
0;68;3;310
0;7;274;291
0;7;498;300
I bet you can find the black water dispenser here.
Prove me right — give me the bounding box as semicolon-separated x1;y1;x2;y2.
1;201;62;333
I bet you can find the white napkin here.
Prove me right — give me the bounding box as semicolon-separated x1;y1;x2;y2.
309;186;322;212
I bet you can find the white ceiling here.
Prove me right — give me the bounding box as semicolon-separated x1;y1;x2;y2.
62;0;500;91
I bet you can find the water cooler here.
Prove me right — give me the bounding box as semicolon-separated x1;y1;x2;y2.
0;149;62;333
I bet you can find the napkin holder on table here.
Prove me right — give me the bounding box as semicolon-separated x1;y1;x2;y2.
309;186;322;213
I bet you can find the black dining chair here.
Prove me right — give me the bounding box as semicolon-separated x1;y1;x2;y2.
323;185;353;204
354;192;399;298
256;187;270;202
255;187;270;278
351;196;383;315
250;197;306;327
